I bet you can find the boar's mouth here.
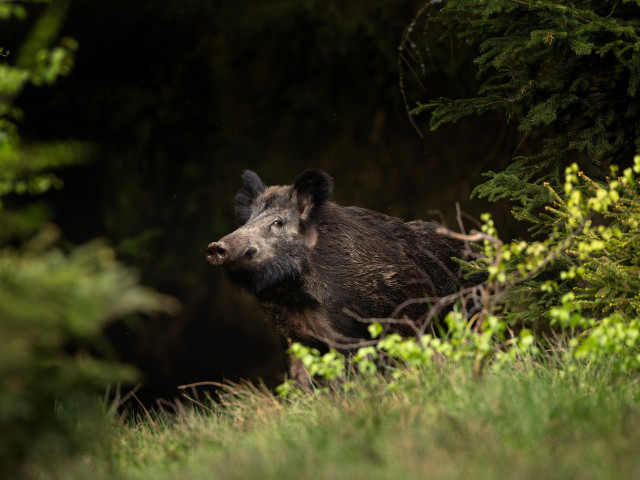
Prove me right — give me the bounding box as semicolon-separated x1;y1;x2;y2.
206;241;257;266
207;238;307;294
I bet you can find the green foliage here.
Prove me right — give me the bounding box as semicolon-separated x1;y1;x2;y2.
414;0;640;224
280;310;534;396
0;1;30;21
394;0;640;379
0;238;176;476
0;0;79;211
0;2;176;476
475;156;640;371
551;296;640;372
288;343;346;381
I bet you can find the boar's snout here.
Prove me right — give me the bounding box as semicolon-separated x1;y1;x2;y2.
206;242;229;265
206;239;258;266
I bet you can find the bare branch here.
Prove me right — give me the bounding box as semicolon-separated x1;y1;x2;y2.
436;227;502;246
398;2;432;140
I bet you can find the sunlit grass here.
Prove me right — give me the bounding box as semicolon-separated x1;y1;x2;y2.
39;358;640;480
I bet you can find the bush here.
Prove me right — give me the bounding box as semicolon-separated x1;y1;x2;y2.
484;156;640;364
0;238;176;477
413;0;640;228
1;2;178;476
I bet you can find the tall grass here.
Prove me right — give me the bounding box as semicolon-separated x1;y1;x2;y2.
35;358;640;480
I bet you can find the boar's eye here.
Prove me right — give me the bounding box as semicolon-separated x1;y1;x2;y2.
270;220;284;229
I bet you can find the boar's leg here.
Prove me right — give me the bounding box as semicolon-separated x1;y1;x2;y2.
288;356;313;390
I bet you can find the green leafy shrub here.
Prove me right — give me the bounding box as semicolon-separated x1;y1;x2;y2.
1;2;178;476
392;0;640;382
464;156;640;372
0;239;176;476
412;0;640;228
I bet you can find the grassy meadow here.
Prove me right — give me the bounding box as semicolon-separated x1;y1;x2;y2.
30;360;640;480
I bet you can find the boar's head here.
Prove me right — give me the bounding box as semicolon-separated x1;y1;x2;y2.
206;169;332;295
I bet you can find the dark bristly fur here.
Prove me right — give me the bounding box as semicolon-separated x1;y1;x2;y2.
207;169;477;384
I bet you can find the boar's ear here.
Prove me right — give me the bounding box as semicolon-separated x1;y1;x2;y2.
235;170;266;224
292;169;333;222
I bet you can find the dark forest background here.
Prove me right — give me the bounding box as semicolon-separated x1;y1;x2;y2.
7;0;529;403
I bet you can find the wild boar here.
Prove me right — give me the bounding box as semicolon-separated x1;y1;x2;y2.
206;169;478;382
